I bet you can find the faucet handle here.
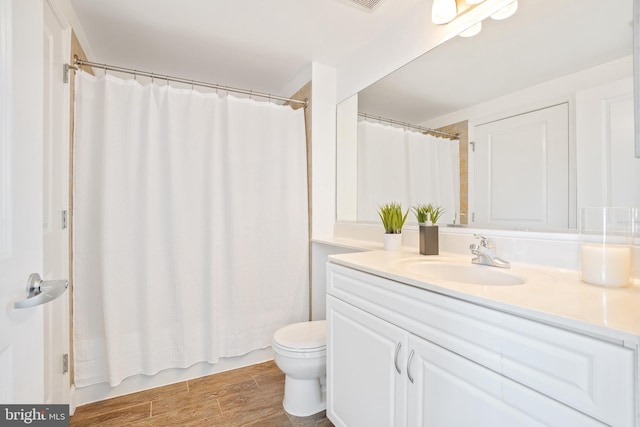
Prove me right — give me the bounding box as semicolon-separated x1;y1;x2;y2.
474;234;491;248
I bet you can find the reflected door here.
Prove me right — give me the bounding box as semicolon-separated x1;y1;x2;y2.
575;77;638;209
471;103;569;229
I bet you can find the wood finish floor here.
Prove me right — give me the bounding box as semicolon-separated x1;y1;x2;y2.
70;361;333;426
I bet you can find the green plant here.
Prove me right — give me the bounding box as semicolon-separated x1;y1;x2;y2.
412;203;446;225
378;202;409;234
412;204;431;224
429;205;445;225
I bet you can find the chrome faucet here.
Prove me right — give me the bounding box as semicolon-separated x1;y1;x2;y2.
469;235;510;269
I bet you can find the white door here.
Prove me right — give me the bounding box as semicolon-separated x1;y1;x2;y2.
575;77;638;209
471;103;569;229
0;0;46;403
0;0;69;405
42;0;71;404
327;295;408;427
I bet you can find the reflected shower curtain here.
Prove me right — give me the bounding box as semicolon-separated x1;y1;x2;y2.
357;121;407;217
72;71;308;387
357;120;460;223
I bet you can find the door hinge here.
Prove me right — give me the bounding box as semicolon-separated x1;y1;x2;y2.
62;354;69;374
61;210;68;230
63;64;70;84
471;212;475;222
470;141;475;152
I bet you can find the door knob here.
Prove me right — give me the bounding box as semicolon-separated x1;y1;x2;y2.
14;273;68;309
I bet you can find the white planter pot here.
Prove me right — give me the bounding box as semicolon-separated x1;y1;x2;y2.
383;233;402;251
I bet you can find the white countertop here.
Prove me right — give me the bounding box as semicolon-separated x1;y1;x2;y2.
328;249;640;345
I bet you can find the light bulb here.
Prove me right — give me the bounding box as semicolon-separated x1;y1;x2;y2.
459;21;482;37
490;0;518;20
432;0;457;25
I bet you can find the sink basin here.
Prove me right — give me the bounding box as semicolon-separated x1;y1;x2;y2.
403;262;525;286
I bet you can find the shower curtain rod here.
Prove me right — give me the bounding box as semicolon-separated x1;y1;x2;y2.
68;57;308;107
358;112;459;139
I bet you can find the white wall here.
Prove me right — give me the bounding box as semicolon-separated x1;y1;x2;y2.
423;56;633;129
336;95;358;221
310;242;362;321
279;63;312;101
311;62;337;239
50;0;94;58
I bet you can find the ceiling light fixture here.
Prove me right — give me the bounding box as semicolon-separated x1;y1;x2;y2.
431;0;518;38
490;0;518;20
431;0;457;25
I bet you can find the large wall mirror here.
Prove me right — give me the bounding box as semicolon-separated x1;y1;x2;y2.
337;0;639;231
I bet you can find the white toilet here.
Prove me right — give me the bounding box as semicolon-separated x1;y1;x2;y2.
272;320;327;417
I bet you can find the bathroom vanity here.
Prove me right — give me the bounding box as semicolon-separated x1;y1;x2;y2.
326;251;640;427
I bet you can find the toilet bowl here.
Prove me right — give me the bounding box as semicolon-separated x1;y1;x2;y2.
272;320;326;417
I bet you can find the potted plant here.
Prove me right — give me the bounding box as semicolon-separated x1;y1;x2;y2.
413;203;445;255
378;202;409;251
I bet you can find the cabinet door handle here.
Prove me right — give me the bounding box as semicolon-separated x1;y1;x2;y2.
394;342;402;374
407;349;415;383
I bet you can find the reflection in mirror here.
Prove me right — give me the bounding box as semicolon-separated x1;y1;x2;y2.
337;0;638;231
356;115;460;225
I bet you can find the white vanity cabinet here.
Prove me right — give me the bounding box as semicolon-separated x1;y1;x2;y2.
327;296;408;427
326;262;637;427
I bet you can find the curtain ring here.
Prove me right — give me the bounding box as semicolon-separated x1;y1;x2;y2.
133;70;137;81
151;73;155;84
166;75;170;86
191;80;195;90
249;90;253;100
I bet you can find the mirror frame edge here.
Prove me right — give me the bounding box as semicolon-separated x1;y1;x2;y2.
634;0;640;157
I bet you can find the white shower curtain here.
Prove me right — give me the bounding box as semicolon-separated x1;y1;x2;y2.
357;120;460;223
72;71;309;387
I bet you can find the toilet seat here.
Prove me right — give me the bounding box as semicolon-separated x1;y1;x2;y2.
272;320;327;416
273;320;326;354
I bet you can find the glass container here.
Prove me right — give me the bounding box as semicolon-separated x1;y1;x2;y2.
579;207;633;287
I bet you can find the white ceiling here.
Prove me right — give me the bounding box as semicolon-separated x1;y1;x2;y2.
70;0;424;95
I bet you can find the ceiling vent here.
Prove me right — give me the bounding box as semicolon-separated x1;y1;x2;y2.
342;0;386;11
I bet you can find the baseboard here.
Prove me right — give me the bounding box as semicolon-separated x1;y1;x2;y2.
69;385;76;415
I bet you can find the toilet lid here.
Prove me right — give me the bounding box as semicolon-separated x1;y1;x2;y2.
273;320;326;350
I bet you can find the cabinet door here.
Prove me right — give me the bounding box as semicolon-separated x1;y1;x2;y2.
407;335;605;427
327;295;408;427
